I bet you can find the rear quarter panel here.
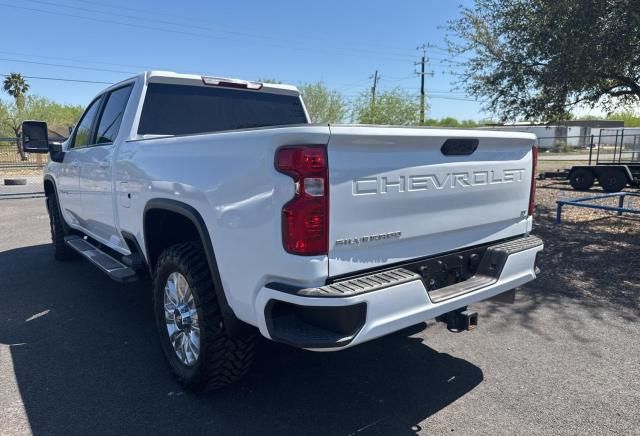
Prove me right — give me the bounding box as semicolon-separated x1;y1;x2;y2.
114;126;331;325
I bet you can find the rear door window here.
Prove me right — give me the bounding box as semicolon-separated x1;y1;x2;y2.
95;85;133;144
138;83;308;136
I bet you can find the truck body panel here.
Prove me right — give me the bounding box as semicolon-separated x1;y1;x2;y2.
38;71;542;359
326;125;535;276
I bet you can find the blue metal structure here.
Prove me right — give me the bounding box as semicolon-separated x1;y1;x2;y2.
556;192;640;224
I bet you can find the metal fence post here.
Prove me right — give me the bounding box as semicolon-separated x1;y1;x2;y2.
556;203;563;224
618;195;625;216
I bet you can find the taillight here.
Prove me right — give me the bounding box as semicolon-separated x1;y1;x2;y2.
275;145;328;255
528;144;538;216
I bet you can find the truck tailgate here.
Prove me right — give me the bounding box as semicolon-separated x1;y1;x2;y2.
327;126;536;277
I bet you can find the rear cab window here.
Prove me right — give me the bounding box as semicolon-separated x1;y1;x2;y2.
137;83;308;136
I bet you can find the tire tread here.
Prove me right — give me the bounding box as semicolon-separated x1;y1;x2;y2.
154;242;255;392
47;195;77;261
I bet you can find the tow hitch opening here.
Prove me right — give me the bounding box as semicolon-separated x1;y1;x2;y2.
437;306;478;332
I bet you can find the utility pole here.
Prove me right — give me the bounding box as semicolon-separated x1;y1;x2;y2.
415;44;434;125
370;70;380;106
370;70;380;122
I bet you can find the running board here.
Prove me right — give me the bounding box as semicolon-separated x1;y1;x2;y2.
64;235;138;283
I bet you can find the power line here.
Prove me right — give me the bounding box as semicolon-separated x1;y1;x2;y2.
72;0;197;19
331;77;376;88
427;89;467;93
25;0;243;37
428;95;479;102
1;73;111;84
61;0;422;59
0;50;153;72
0;3;227;42
1;2;418;64
381;74;415;83
29;0;418;60
0;56;135;75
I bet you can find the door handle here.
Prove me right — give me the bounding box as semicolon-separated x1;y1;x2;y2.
99;159;111;169
71;159;80;167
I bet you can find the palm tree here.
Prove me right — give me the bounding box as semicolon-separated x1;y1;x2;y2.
3;72;29;111
2;73;30;160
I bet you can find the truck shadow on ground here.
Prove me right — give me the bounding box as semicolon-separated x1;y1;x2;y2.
0;244;483;435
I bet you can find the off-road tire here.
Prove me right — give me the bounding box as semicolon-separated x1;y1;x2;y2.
598;169;627;193
153;242;256;392
46;194;78;261
569;168;595;191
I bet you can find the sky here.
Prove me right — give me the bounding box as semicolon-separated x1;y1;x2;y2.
0;0;483;119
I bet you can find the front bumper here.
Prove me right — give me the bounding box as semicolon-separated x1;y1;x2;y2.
255;235;543;351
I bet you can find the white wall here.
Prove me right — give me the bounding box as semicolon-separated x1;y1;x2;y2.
480;125;558;149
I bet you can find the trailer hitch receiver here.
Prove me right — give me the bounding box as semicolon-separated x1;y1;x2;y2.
437;307;478;332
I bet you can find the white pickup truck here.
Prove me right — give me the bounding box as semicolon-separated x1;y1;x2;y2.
22;71;543;392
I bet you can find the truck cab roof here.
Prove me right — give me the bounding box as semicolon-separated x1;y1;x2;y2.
108;71;300;96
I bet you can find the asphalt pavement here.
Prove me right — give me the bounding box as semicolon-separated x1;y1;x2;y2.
0;190;638;435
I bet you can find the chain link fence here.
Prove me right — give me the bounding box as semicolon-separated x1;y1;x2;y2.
0;137;49;169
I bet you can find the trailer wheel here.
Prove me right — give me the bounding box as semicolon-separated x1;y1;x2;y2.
569;169;595;191
598;169;627;193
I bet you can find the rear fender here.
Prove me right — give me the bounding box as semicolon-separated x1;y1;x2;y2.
143;198;252;337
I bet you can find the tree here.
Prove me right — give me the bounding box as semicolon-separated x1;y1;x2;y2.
447;0;640;121
298;82;347;123
2;73;30;159
0;96;84;158
424;117;481;127
3;73;29;112
22;96;84;133
351;88;421;125
256;78;282;84
606;111;640;127
577;111;640;127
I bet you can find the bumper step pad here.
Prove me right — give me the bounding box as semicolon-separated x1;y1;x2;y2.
298;268;421;297
297;235;542;299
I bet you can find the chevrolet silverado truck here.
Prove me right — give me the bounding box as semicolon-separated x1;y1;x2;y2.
22;71;543;392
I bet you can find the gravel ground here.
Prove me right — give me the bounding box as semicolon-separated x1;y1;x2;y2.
0;179;638;435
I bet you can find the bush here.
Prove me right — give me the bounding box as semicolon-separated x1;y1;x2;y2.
551;140;572;153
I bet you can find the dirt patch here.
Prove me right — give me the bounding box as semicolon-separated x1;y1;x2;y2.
533;179;640;313
0;168;45;177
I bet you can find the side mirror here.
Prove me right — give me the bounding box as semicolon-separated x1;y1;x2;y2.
49;141;65;163
21;121;49;153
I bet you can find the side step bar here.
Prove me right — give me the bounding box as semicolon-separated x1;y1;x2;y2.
64;235;137;283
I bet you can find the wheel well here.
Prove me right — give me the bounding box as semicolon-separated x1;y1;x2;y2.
44;179;55;198
144;209;201;271
143;201;255;337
